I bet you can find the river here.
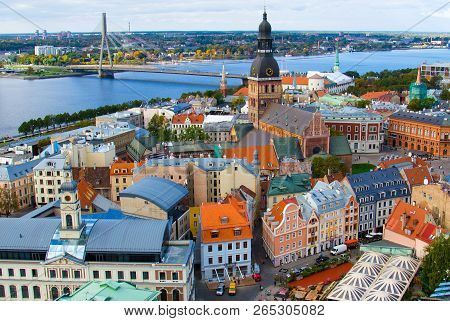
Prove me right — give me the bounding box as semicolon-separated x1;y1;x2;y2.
0;48;448;136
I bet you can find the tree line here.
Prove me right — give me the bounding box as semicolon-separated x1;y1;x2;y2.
18;100;143;135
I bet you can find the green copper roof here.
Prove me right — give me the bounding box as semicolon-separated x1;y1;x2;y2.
329;136;352;156
57;281;160;301
268;173;311;196
272;137;304;161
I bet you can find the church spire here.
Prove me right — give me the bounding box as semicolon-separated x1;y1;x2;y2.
416;67;421;84
333;38;340;72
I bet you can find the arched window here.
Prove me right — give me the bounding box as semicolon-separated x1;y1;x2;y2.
172;289;180;301
160;289;168;301
51;287;59;300
0;285;5;298
66;215;73;229
33;286;41;299
63;287;71;296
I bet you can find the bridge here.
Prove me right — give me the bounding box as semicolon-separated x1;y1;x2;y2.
66;64;248;81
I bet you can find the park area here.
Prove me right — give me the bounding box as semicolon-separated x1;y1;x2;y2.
352;163;376;174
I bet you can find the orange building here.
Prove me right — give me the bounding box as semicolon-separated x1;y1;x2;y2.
200;196;253;280
388;111;450;157
170;113;205;135
223;144;279;175
110;161;141;202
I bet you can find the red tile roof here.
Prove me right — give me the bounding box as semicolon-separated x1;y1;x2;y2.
385;201;436;243
172;113;204;125
282;76;309;86
77;177;98;210
223;145;279;171
110;161;142;176
402;166;432;187
233;87;249;96
361;91;392;101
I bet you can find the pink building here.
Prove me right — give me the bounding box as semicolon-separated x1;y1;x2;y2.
262;198;307;267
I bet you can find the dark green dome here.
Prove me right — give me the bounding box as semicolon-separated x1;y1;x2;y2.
258;11;272;40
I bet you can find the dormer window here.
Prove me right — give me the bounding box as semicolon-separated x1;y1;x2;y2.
211;231;219;238
234;228;242;236
220;216;229;224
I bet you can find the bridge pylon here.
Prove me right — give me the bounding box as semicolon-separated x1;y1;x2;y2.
98;12;114;78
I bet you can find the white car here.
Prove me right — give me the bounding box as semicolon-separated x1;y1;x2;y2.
215;283;225;296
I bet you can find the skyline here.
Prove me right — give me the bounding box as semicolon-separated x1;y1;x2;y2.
0;0;449;34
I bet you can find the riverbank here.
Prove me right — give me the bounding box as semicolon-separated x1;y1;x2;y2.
0;71;94;80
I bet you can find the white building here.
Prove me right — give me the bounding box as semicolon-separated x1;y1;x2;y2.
200;196;253;281
0;180;195;301
33;154;72;207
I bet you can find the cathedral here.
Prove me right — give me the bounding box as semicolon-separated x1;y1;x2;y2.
248;10;330;157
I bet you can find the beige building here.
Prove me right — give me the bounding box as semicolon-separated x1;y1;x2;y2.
133;157;259;207
62;143;115;168
119;176;190;240
33;154;72;206
412;182;450;229
0;158;40;210
110;161;140;203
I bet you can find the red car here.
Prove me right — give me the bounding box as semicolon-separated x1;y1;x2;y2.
252;273;261;282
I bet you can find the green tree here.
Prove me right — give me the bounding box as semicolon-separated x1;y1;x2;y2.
231;95;246;112
407;98;435;112
420;235;450;295
0;188;19;217
147;114;167;137
18;121;31;135
440;88;450;100
178;126;209;142
356;100;370;109
312;155;348;178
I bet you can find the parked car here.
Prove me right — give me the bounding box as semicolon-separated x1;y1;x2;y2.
316;255;330;264
252;273;261;282
279;268;288;273
331;244;348;256
215;283;224;296
228;281;236;296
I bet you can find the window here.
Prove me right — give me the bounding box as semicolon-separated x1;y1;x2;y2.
20;269;26;277
33;286;41;299
172;289;180;301
32;269;38;278
211;231;219;238
234;229;242;236
243;241;248;249
159;272;166;280
0;285;5;298
244;254;248;261
49;270;56;278
74;271;81;279
236;254;240;262
8;268;14;277
130;271;137;280
61;270;68;279
93;270;99;279
143;272;149;280
218;244;223;251
21;286;29;299
207;245;213;253
105;271;112;279
218;256;223;264
236;242;240;250
10;285;17;299
172;272;179;281
228;243;232;250
208;257;213;265
117;271;124;280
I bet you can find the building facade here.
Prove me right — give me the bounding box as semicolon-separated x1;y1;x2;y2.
388;111;450;157
200;196;252;280
344;167;411;236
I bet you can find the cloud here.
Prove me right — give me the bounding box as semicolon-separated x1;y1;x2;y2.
0;0;449;33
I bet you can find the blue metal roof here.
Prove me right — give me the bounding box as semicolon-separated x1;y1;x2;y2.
86;218;167;253
0;218;60;251
347;167;410;204
120;176;188;212
0;158;42;182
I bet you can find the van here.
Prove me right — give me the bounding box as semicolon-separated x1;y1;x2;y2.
330;244;347;256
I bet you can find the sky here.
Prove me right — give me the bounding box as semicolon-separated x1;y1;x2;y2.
0;0;449;34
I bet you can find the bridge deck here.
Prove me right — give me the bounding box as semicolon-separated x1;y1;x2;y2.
67;65;247;79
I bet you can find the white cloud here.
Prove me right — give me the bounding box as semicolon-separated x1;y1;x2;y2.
0;0;448;33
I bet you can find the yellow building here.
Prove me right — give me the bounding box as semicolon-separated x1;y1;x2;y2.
412;182;450;229
189;207;200;239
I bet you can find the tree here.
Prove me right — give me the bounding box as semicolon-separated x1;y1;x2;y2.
312;155;348;178
231;95;246;112
355;100;370;109
178;126;209;142
147;115;167;137
0;188;19;217
420;235;450;295
344;71;360;79
407;98;435;112
440;88;450;101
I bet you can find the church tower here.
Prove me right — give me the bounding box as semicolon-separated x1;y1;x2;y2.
248;10;282;128
59;162;84;240
333;39;340;72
